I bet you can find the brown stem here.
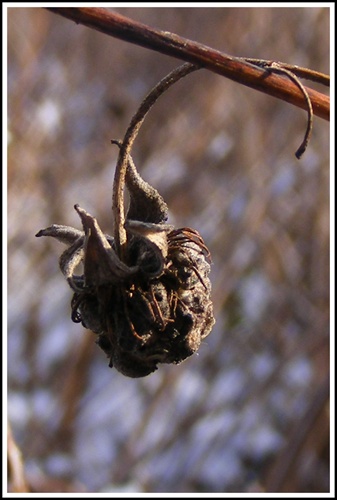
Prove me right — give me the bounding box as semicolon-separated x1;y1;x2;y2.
112;63;199;260
46;7;329;121
263;376;330;492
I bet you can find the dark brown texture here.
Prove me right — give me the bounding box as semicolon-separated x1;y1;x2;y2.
36;207;214;378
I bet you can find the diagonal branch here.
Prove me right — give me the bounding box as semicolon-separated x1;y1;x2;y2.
46;7;329;121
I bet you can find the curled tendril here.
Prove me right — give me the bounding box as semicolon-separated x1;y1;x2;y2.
268;62;313;159
243;58;315;159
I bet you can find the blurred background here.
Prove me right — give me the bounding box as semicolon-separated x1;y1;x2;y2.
7;6;330;494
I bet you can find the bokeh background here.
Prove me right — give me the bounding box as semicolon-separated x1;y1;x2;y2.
7;6;330;494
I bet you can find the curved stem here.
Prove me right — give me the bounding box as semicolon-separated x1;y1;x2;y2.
112;62;200;260
268;63;313;159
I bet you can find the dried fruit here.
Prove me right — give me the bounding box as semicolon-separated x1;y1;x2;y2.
36;63;215;377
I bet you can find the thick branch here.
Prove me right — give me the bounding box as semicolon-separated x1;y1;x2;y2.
47;7;329;121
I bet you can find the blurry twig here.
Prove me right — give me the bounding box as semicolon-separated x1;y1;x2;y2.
46;8;329;121
7;422;29;493
56;335;94;444
263;375;330;492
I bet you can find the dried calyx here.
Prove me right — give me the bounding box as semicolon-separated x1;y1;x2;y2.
36;63;215;377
